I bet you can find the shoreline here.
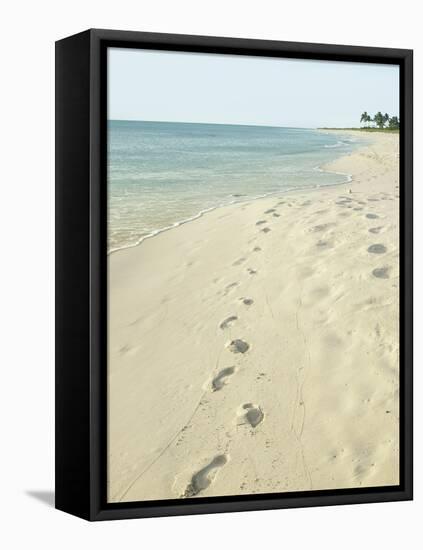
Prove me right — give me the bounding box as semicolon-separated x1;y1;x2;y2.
108;130;399;503
108;130;364;256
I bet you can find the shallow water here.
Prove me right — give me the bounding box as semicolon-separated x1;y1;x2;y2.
108;120;363;252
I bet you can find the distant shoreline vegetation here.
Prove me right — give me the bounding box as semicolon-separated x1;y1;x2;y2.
360;111;399;130
319;112;400;133
318;127;399;133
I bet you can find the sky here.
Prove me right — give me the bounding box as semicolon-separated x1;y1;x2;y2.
108;47;399;128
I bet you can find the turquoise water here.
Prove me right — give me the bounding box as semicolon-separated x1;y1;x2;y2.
108;120;362;252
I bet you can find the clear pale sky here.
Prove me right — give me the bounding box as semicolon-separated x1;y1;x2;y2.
108;47;399;128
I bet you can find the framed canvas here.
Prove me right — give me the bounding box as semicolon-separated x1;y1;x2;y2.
55;29;413;521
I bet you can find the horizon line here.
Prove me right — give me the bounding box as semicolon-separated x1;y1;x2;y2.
108;119;319;130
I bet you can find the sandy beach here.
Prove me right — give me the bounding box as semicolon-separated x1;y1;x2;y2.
108;131;399;503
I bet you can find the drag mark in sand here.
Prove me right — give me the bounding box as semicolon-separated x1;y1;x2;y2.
291;293;313;489
264;290;275;320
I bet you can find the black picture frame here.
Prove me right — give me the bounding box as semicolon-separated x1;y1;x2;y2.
55;28;413;521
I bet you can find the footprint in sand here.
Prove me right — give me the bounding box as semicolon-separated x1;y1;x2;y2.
310;222;336;232
227;339;250;353
238;403;264;428
368;244;387;254
223;282;239;295
261;227;271;234
313;208;329;216
183;455;228;497
372;266;391;279
253;246;262;252
219;315;238;330
240;297;254;306
369;226;383;234
366;213;379;220
232;257;247;266
118;344;139;356
272;212;280;217
256;220;267;226
211;367;236;391
264;208;275;214
316;240;332;249
247;268;258;275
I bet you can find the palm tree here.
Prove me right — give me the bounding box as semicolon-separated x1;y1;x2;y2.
360;111;370;127
360;111;399;130
389;116;400;129
373;112;385;129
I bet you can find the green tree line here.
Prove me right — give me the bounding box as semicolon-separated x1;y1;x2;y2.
360;111;399;129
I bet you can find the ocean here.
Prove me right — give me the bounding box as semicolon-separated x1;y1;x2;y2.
108;120;363;253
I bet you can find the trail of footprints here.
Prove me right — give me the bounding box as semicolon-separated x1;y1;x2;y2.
182;203;284;498
183;192;396;496
315;193;394;280
361;195;391;279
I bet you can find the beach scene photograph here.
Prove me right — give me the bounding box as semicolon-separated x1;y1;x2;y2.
107;48;400;503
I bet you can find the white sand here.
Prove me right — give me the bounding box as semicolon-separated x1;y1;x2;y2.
108;131;400;502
